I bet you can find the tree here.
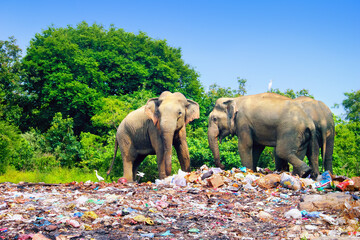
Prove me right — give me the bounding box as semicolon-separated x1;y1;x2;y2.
271;88;313;99
21;22;203;134
235;77;247;96
343;90;360;122
0;36;24;125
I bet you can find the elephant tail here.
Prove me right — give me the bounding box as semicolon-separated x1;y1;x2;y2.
107;137;118;176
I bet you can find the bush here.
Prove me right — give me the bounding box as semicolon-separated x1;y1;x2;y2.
333;119;360;177
258;147;276;170
10;130;59;172
45;113;82;167
80;131;116;172
0;121;21;174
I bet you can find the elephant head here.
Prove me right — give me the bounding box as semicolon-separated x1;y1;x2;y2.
145;91;199;176
208;98;237;169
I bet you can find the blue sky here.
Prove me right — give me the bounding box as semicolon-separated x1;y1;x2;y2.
1;0;359;116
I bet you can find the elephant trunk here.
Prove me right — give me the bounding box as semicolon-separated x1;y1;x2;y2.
208;124;224;169
161;121;176;177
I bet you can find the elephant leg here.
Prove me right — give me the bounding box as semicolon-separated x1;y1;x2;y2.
122;152;136;182
306;140;320;178
252;144;265;170
132;154;147;181
274;148;289;171
324;156;333;173
277;158;290;172
324;137;334;173
173;127;191;172
238;132;255;171
119;136;137;182
276;140;311;178
153;140;166;179
156;152;166;179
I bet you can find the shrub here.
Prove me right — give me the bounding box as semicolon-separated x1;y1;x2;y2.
45;113;82;167
0;121;21;174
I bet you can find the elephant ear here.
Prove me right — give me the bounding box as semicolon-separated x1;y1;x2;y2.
145;98;159;126
185;99;200;125
223;99;237;133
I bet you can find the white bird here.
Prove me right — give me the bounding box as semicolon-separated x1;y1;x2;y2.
137;171;145;178
94;170;104;181
268;79;273;92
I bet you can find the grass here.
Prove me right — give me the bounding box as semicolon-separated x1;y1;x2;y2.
0;166;108;184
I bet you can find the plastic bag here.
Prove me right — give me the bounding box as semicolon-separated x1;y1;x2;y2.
314;171;332;189
336;179;354;191
284;208;302;219
280;173;301;190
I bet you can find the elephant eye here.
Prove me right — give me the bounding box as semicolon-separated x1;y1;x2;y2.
213;117;217;122
178;111;182;115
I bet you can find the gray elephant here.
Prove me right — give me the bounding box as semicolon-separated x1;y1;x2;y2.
276;96;335;174
107;91;200;182
208;93;318;177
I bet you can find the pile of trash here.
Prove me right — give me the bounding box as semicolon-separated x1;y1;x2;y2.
1;165;360;239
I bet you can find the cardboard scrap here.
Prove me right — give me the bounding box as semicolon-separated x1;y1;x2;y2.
207;174;224;188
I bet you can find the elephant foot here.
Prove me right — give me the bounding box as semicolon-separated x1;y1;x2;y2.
310;170;319;180
293;163;312;178
217;163;225;170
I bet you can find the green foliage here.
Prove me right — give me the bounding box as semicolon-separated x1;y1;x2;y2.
235;77;247;96
271;88;314;99
21;22;203;134
45;113;82;167
258;147;276;170
0;121;21;174
80;131;116;171
0;36;24;125
218;136;242;169
120;85;157;110
91;97;131;134
187;127;243;169
187;127;213;168
7;129;59;172
343;90;360;122
333;117;360;177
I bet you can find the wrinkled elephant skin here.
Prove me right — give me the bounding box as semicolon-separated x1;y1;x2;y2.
270;95;335;176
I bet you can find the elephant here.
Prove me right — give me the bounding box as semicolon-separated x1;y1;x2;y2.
275;96;335;174
107;91;200;182
208;93;318;177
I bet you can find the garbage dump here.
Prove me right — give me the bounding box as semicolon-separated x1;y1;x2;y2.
1;166;360;239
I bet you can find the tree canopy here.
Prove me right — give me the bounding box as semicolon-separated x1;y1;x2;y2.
21;22;203;133
343;90;360;122
0;36;24;125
